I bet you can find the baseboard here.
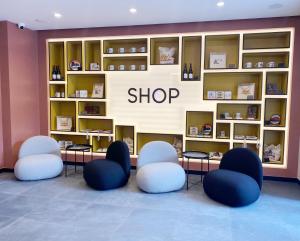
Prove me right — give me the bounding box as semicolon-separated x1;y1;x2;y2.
263;176;299;183
0;168;14;173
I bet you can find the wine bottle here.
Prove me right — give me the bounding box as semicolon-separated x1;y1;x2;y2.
52;66;57;80
188;63;193;80
183;63;188;80
56;66;61;80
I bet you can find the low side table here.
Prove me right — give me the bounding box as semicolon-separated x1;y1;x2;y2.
65;144;93;177
182;151;210;190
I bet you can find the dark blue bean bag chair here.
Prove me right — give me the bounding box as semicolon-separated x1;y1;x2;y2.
83;141;131;190
203;148;263;207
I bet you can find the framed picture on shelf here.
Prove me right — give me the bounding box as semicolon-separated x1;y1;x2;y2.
237;83;255;100
56;116;72;131
92;83;104;98
209;52;226;69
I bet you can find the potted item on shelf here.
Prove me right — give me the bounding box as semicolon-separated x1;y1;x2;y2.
139;46;146;53
118;64;125;71
56;116;72;131
158;46;176;64
264;144;281;163
139;64;146;71
108;65;115;71
234;112;243;120
237;83;255;100
90;63;100;71
189;126;198;136
209;52;226;69
209;152;223;160
266;83;283;95
69;60;82;71
220;112;232;119
130;65;136;71
107;48;114;54
247;105;258;120
118;47;125;54
130;47;137;53
172;137;182;156
92;83;104;98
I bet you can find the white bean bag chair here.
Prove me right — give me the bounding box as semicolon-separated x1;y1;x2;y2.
136;141;186;193
14;136;63;181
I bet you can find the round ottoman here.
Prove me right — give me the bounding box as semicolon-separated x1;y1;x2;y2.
14;154;63;181
136;162;186;193
83;159;127;190
203;169;260;207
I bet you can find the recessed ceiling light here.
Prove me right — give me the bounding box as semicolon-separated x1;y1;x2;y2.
54;12;62;19
129;8;137;14
217;1;225;7
269;3;283;9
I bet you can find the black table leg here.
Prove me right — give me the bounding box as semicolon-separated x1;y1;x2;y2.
201;158;203;182
75;151;77;173
186;157;190;190
65;150;67;177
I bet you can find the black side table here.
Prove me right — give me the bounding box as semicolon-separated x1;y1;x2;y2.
65;144;93;177
182;151;210;190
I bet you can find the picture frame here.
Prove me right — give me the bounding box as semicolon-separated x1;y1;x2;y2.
209;52;226;69
92;83;104;98
56;116;72;131
189;126;198;136
237;83;255;100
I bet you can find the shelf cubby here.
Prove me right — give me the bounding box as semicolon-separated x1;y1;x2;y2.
266;72;288;95
66;41;83;71
115;125;135;154
233;143;259;155
216;123;230;139
92;136;113;153
217;103;261;121
264;98;287;127
203;72;262;100
185;140;230;160
150;37;179;65
67;74;105;99
50;101;76;131
186;111;213;138
48;42;65;81
263;130;285;164
51;133;89;150
137;133;183;156
85;40;101;71
242;52;289;69
243;32;290;50
78;101;106;116
205;34;239;69
181;36;202;81
103;38;147;54
103;56;147;71
49;84;65;98
234;123;260;140
78;118;113;133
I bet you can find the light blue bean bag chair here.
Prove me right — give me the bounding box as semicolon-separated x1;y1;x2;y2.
14;136;63;181
136;141;186;193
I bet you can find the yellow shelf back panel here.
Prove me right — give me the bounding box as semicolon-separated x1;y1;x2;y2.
263;130;285;164
203;72;262;100
51;134;89;147
243;32;290;49
205;34;239;69
181;36;202;81
186;111;214;138
115;125;135;154
264;98;287;127
49;84;65;98
92;136;113;153
103;56;147;71
50;101;76;131
217;103;261;121
233;143;259;155
137;133;183;155
150;37;179;65
216;123;230;139
266;72;288;95
67;41;82;71
78;101;106;116
234;123;260;139
79;118;113;133
242;52;289;69
67;74;106;99
48;42;65;80
103;38;147;54
85;40;101;71
185;140;230;156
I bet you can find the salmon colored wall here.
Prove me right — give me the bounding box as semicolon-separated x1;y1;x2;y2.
0;21;40;168
37;16;300;178
0;66;3;168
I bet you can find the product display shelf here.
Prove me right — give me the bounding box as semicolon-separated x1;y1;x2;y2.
103;38;148;54
48;41;65;81
84;40;101;71
66;41;83;71
150;37;179;65
103;56;148;71
115;125;135;155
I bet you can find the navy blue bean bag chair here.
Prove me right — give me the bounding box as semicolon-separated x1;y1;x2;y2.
83;141;131;190
203;148;263;207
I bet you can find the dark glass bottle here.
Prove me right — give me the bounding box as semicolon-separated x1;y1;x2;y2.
56;66;61;80
52;65;57;80
183;63;188;80
188;63;193;80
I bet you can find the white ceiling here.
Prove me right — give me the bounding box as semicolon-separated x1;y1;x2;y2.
0;0;300;30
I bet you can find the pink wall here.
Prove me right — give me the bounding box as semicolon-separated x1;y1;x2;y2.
37;16;300;178
0;21;40;168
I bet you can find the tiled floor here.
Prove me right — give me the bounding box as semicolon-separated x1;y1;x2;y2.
0;169;299;241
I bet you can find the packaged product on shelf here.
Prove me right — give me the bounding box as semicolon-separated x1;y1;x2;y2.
158;47;176;64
